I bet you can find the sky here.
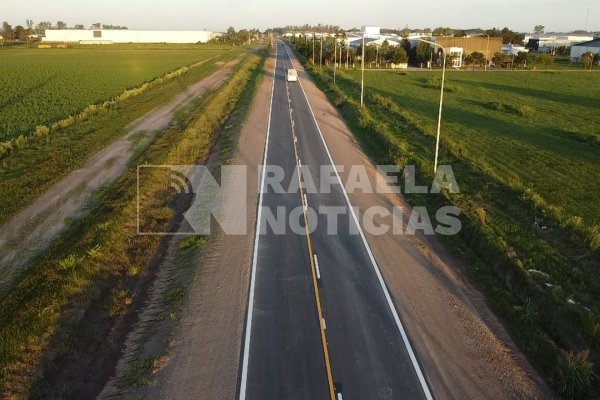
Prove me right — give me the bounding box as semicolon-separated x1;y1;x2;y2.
2;0;598;33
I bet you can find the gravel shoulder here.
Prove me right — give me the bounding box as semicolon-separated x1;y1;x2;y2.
285;45;552;400
132;49;275;400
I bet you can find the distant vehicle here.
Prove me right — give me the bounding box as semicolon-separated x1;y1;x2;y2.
286;68;298;82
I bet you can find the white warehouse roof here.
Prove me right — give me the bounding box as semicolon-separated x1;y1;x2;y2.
43;30;214;44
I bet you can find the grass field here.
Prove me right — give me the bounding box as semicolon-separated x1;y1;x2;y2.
352;69;600;227
0;47;228;140
303;61;600;397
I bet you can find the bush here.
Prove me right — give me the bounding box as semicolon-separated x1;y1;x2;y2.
33;125;50;139
554;349;595;399
13;135;27;149
518;105;535;118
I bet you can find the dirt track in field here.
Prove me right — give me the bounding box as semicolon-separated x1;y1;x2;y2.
0;58;240;294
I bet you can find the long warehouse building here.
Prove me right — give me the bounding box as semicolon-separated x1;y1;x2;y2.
43;29;215;44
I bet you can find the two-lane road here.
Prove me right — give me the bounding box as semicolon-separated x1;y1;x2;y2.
239;41;433;400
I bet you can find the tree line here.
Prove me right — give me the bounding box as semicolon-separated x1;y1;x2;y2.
290;34;411;67
208;27;261;46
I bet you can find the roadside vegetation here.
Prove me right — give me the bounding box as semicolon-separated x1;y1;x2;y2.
0;48;265;398
0;48;244;226
290;42;600;398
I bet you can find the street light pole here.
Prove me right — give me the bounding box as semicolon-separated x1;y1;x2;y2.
312;33;315;65
320;32;323;68
361;34;365;106
485;34;490;71
334;35;337;84
418;38;446;173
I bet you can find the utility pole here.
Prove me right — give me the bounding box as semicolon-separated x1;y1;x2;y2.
485;34;490;71
312;33;315;65
360;34;365;106
320;32;323;68
334;35;337;84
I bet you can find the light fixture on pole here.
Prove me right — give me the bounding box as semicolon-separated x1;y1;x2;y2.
360;26;380;107
417;38;446;173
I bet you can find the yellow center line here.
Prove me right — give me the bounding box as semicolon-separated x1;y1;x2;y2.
285;73;336;400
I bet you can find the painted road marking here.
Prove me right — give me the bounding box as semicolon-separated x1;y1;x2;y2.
283;43;434;400
284;49;336;400
239;42;278;400
314;254;321;279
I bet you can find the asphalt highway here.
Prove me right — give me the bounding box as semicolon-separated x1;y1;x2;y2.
239;41;433;400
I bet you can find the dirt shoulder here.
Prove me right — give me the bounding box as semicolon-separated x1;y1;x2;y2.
285;46;552;399
122;49;275;400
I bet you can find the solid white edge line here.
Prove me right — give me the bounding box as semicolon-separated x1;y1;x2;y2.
337;394;344;400
282;44;434;400
239;42;278;400
314;254;321;279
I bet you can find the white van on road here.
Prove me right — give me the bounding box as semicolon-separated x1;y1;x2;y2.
285;68;298;82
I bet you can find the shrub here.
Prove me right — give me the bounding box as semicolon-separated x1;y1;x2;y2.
553;349;595;399
0;141;14;158
58;254;81;271
33;125;50;139
13;135;27;149
518;105;536;118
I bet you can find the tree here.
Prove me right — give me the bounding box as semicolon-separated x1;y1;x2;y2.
74;24;84;30
492;52;508;67
56;21;67;30
454;30;467;37
35;21;53;35
540;53;553;68
432;27;453;36
380;40;390;64
227;26;236;35
471;51;485;65
580;52;595;69
514;51;529;67
2;21;14;41
14;25;26;41
390;46;408;64
26;19;34;30
414;40;432;65
534;25;545;34
90;22;101;30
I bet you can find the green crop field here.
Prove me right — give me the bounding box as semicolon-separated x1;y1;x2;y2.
305;63;600;397
0;47;228;140
351;69;600;227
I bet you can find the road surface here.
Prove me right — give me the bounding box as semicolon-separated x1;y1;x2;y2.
239;41;433;400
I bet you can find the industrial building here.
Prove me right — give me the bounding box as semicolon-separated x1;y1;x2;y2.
569;39;600;62
435;37;502;61
42;30;215;44
524;34;594;52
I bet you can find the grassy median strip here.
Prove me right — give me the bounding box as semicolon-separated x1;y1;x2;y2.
0;50;263;398
293;50;599;398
